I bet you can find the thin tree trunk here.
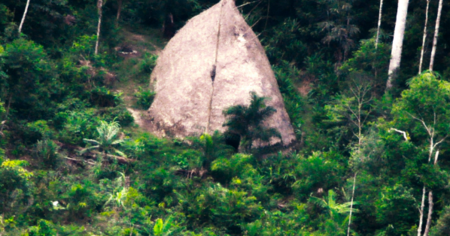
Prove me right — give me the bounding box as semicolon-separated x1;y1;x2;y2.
423;191;434;236
264;0;270;31
375;0;383;49
418;0;430;74
95;0;103;55
344;11;350;61
418;141;435;236
347;172;357;236
386;0;410;90
429;0;444;72
18;0;31;34
116;0;122;21
418;186;426;236
423;150;440;236
0;95;12;133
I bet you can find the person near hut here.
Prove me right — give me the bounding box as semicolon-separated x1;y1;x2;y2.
163;13;175;38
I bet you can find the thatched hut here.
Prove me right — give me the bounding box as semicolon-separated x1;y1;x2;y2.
146;0;296;146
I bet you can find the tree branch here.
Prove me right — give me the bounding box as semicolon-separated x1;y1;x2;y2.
389;128;409;141
406;112;431;136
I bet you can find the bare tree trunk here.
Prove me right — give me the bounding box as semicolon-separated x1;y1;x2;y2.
418;186;426;236
116;0;122;21
375;0;383;49
264;0;270;31
418;0;430;74
423;191;434;236
429;0;444;72
418;142;436;236
18;0;31;34
423;150;440;236
0;95;12;133
386;0;409;90
95;0;103;55
347;172;357;236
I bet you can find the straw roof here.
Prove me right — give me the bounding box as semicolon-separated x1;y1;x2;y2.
146;0;296;146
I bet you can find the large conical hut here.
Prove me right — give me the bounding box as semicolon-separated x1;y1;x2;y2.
146;0;296;146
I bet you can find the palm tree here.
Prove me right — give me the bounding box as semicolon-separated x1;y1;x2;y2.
222;92;281;152
82;120;126;160
318;0;359;63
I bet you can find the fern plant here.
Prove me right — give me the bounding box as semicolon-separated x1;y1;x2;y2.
104;172;128;209
134;86;156;109
82;120;126;160
153;216;179;236
200;131;234;169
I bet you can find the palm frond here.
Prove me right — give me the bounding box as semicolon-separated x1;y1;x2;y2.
309;196;328;209
114;149;127;157
83;138;100;145
80;145;100;154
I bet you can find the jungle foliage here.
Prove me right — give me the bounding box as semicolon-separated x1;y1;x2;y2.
2;0;450;235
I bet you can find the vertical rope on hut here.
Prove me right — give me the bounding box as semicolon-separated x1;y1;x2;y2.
206;1;224;134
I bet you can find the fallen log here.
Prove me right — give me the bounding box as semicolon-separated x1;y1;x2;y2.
62;156;95;166
174;167;208;179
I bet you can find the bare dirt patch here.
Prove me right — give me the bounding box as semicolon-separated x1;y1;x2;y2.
127;108;145;127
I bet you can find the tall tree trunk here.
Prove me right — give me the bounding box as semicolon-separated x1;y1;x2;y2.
386;0;409;91
418;139;437;236
95;0;103;55
347;172;357;236
116;0;122;21
18;0;31;34
423;150;440;236
418;186;426;236
423;191;434;236
418;0;430;74
375;0;383;49
429;0;444;72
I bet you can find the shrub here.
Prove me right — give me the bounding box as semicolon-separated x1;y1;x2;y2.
100;105;134;127
138;53;158;75
26;120;54;143
430;206;450;236
178;183;263;234
29;219;57;236
90;87;121;107
291;152;344;200
57;109;100;145
142;168;177;204
0;159;33;213
35;140;61;170
134;86;156;110
211;153;254;184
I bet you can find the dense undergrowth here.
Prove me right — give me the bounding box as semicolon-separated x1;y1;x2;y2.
2;0;450;235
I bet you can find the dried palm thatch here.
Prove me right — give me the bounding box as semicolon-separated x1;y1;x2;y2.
146;0;295;146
